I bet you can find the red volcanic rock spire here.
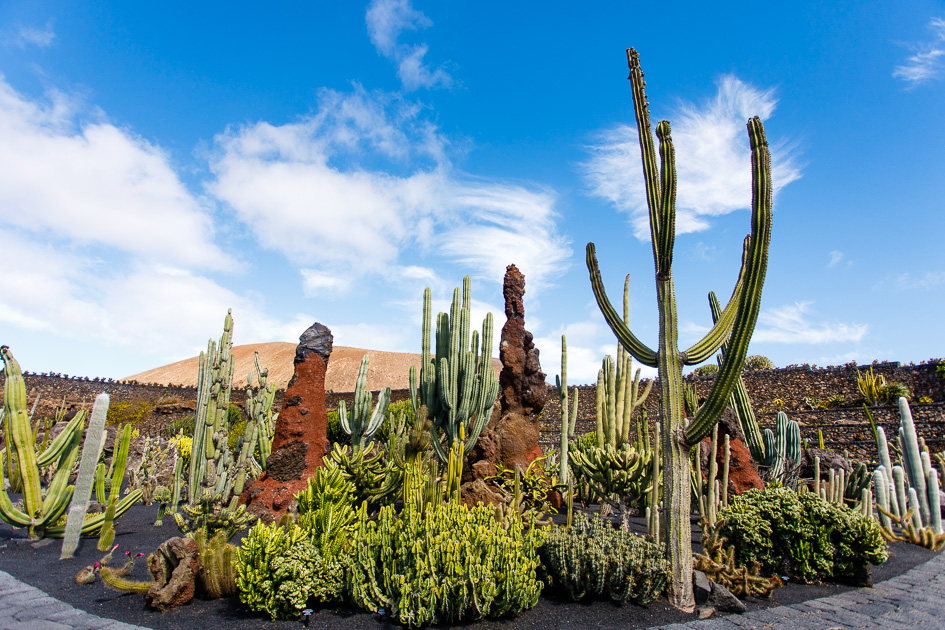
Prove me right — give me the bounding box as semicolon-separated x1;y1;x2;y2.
240;322;333;522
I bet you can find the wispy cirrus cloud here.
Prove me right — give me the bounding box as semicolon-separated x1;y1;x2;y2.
209;86;570;295
893;17;945;87
583;76;802;240
875;270;945;291
365;0;453;90
14;23;56;48
751;302;868;345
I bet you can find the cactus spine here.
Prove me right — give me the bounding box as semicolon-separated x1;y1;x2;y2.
60;393;109;559
556;335;579;486
585;49;772;610
339;355;391;453
0;346;85;539
408;277;499;462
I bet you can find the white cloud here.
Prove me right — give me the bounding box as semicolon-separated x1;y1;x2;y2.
878;271;945;291
15;23;56;48
209;87;570;294
828;250;844;268
893;18;945;87
583;76;802;240
0;228;310;371
752;302;868;345
0;77;233;270
365;0;453;90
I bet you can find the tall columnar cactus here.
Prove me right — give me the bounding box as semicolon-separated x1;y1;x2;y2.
556;336;579;486
585;49;772;610
708;293;765;462
761;411;801;481
243;351;276;470
340;355;391;453
408;276;499;463
0;346;85;539
189;309;236;503
60;393;109;559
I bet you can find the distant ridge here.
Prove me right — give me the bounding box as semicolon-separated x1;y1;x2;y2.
123;342;501;393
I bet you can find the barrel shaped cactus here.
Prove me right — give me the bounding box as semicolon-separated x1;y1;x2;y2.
409;276;499;462
585;49;772;610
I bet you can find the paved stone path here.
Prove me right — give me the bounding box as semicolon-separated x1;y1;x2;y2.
2;551;944;630
654;549;945;629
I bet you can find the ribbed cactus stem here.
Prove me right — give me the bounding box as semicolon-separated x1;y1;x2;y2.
721;434;730;508
928;467;942;535
708;292;764;462
190;309;235;503
899;397;930;524
909;488;923;530
814;455;821;496
60;393;109;559
557;335;570;486
874;467;892;530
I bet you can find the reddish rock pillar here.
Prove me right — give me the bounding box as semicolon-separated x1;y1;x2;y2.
240;323;332;522
465;265;547;488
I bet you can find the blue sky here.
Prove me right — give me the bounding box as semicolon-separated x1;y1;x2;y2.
1;1;943;385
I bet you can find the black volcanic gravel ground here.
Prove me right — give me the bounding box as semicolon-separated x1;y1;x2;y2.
0;500;938;630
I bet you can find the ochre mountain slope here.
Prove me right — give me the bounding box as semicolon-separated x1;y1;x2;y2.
124;342;502;393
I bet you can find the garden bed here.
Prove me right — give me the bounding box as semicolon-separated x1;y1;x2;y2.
0;501;937;629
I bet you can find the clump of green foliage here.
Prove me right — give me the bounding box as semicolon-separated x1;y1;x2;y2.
538;511;668;605
106;400;155;426
692;364;719;377
744;355;775;371
347;501;545;626
717;487;887;584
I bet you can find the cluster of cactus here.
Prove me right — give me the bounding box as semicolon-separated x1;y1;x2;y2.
173;488;256;541
693;518;781;597
585;48;773;610
694;424;730;527
569;441;653;511
1;348;140;541
339;355;391;453
556;335;579;486
760;411;801;482
595;276;653;451
489;459;554;528
538;510;668;605
809;456;872;514
872;397;944;550
408;276;499;462
347;500;545;626
235;468;355;620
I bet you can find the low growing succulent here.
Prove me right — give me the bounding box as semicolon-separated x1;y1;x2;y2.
347;501;545;626
538;511;668;605
717;487;887;584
